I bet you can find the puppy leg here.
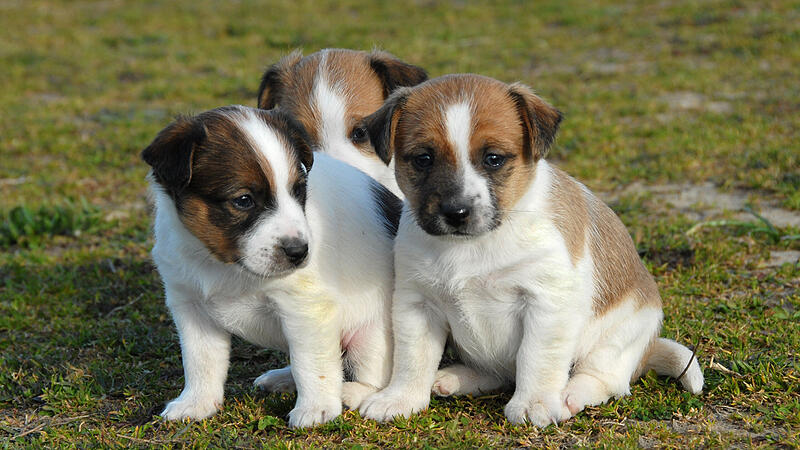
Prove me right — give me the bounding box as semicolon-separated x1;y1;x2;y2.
360;287;448;422
342;321;393;409
562;305;662;417
433;364;503;397
280;302;344;428
254;366;296;393
161;289;231;421
505;293;581;427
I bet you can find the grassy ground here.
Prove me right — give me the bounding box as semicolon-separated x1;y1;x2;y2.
1;0;798;447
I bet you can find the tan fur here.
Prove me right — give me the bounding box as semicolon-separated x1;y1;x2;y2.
179;196;239;263
508;82;563;160
547;167;660;314
548;168;588;266
468;82;534;214
586;193;661;314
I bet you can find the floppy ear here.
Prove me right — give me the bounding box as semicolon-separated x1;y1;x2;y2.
363;87;411;165
368;51;428;98
141;116;206;191
508;82;563;160
257;49;303;109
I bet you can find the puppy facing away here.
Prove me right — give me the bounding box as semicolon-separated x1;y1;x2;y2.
257;48;427;197
357;74;704;426
141;105;400;427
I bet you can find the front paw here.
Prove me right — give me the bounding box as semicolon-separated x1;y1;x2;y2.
254;367;296;393
288;397;342;428
161;394;221;421
359;388;430;422
504;393;570;427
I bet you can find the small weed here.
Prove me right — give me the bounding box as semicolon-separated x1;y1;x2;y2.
0;200;105;249
686;205;800;243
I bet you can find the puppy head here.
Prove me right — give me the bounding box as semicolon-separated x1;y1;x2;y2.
142;106;314;278
256;48;426;172
364;74;562;237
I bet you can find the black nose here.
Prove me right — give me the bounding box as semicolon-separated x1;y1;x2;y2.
280;238;308;265
440;202;471;228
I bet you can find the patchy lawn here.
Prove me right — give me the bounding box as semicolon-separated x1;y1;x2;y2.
1;0;798;447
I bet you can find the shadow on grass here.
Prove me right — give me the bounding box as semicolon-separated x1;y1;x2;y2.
0;253;293;425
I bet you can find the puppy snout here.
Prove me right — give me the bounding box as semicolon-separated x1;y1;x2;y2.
279;238;308;266
440;201;471;228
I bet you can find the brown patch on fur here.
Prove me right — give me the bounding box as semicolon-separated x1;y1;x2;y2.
178;196;240;263
257;49;425;160
508;82;562;161
468;81;535;214
548;168;589;266
586;192;661;314
199;110;277;196
323;50;386;158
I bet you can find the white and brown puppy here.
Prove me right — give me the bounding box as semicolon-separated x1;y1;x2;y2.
142;105;400;427
257;48;427;197
357;74;704;426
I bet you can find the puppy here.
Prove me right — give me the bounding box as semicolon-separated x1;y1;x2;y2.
257;48;427;197
142;105;400;427
357;74;704;426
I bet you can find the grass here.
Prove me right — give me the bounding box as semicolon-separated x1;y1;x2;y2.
0;200;106;249
1;0;798;447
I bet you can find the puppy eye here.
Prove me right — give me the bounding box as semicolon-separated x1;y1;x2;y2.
230;194;255;211
483;153;506;169
350;126;368;144
413;153;434;170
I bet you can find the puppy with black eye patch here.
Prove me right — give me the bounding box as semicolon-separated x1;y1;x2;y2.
142;105;401;428
257;48;427;197
357;74;704;427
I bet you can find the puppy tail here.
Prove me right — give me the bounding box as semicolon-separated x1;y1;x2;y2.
642;337;704;394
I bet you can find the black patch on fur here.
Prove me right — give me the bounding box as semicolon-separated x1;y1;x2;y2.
257;63;283;109
141;116;206;194
369;52;428;98
369;180;402;237
363;88;411;164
